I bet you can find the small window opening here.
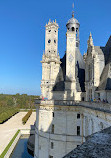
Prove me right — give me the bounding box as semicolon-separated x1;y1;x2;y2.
51;142;54;149
51;124;54;134
52;112;54;117
77;126;80;136
72;27;75;31
48;39;51;43
76;42;79;47
77;114;80;119
77;145;80;147
49;30;51;32
55;30;56;33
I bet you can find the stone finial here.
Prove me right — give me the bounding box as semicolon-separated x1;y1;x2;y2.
48;19;51;24
90;32;92;37
87;32;94;47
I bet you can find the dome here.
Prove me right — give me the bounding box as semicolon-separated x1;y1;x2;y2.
66;17;79;25
66;14;80;31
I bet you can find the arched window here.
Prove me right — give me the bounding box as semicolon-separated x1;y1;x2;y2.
48;39;51;43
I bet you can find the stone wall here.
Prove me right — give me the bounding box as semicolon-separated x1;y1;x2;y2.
34;103;111;158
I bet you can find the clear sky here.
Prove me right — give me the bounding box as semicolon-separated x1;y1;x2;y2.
0;0;111;95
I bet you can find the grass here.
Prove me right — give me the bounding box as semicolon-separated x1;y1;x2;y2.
0;130;20;158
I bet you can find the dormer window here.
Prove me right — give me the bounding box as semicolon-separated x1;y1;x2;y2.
48;39;51;43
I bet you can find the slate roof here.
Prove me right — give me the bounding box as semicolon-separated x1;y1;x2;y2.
53;49;85;92
94;46;105;55
96;36;111;91
52;54;66;91
96;63;111;91
63;126;111;158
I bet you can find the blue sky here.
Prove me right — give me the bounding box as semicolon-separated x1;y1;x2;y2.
0;0;111;95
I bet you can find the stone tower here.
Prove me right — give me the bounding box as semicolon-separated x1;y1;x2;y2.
84;33;105;101
65;11;85;101
41;20;61;100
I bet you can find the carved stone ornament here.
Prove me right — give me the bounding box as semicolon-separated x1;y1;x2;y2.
69;54;74;63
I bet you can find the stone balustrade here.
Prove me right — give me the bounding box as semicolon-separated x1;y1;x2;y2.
35;99;111;112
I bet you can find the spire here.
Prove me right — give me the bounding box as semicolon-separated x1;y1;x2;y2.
72;2;74;17
90;32;92;37
88;32;94;47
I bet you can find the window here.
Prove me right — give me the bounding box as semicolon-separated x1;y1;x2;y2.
52;112;54;117
76;42;79;47
82;97;84;101
51;124;54;134
55;30;56;33
77;126;80;136
77;113;80;119
51;142;54;149
54;40;56;44
49;30;51;32
77;145;80;147
72;27;75;31
49;156;53;158
48;39;51;43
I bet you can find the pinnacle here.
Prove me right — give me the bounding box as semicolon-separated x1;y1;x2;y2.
90;32;92;37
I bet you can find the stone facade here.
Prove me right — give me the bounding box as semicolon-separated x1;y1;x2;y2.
34;103;111;158
41;12;85;102
34;5;111;158
84;34;111;103
41;20;61;100
41;8;111;103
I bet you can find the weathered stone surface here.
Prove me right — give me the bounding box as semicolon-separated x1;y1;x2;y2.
63;126;111;158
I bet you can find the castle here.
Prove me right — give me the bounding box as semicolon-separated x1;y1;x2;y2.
34;6;111;158
41;9;111;103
